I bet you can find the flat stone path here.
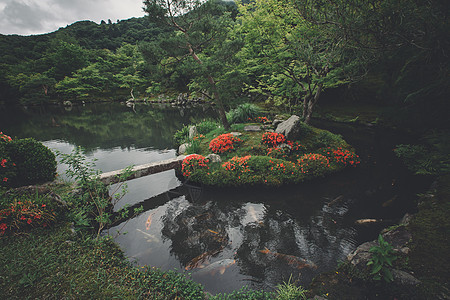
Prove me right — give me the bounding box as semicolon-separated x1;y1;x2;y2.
99;155;186;185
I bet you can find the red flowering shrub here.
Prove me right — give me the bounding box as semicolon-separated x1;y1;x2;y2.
267;147;289;160
261;132;286;147
298;153;330;177
222;156;251;177
248;116;269;124
0;199;56;236
318;147;360;167
209;133;242;154
181;154;209;178
0;131;16;186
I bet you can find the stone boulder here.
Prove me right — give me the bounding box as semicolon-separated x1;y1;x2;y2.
275;115;301;140
244;125;261;132
206;154;222;163
178;143;189;155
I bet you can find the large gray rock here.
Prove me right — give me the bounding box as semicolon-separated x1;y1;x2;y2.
391;269;421;286
206;154;222;163
275;115;301;140
178;143;190;155
346;240;378;271
244;125;261;132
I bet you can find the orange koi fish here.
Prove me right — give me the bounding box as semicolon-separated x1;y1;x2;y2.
185;246;224;270
259;248;317;270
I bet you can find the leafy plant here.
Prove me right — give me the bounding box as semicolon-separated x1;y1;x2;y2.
57;147;141;238
174;124;190;145
367;234;397;282
276;276;307;300
1;137;56;187
394;144;450;175
210;286;274;299
227;103;263;124
196;119;219;135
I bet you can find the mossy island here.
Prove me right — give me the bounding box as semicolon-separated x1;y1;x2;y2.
176;113;360;187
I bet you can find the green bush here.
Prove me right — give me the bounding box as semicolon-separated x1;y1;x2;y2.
298;153;330;178
227;103;262;124
174;124;190;145
2;138;56;187
310;130;345;149
196;119;219;135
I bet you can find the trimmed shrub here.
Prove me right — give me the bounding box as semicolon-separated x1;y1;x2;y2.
181;154;210;179
297;153;330;178
261;132;286;147
209;133;243;154
3;138;57;187
318;147;360;168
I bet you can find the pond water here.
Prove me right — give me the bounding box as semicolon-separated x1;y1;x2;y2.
0;103;430;295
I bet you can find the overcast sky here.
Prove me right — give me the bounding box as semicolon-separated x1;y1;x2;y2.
0;0;146;36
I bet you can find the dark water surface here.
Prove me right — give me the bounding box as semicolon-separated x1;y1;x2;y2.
0;103;430;294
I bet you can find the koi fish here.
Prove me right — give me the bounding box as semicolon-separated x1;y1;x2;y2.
259;248;317;270
355;218;382;225
185;245;224;270
145;212;155;230
207;229;219;235
195;259;236;276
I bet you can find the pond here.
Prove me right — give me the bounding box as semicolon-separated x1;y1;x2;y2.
0;103;431;295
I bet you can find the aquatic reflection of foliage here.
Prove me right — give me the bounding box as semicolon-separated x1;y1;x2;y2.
158;189;358;289
0;103;216;151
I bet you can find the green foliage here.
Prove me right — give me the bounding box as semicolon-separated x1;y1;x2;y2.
174;124;190;145
196;119;220;135
394;142;450;175
367;234;397;282
1;138;56;187
57;147;139;238
210;286;274;299
227;103;262;124
0;193;58;237
276;276;307;300
310;130;346;149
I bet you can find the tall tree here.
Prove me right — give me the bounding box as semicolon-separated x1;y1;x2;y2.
237;0;350;123
143;0;233;129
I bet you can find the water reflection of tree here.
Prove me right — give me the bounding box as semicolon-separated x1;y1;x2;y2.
0;103;216;151
159;191;358;288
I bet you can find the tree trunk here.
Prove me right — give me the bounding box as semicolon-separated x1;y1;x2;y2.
304;83;323;124
188;45;230;130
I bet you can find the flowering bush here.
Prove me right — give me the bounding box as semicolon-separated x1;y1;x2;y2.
248;116;269;124
222;155;251;176
209;133;242;154
0;199;56;236
261;132;286;147
181;154;209;178
0;132;16;186
0;132;12;143
318;147;360;167
267;147;289;160
298;153;330;177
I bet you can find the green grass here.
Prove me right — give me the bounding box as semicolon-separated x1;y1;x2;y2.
0;224;205;299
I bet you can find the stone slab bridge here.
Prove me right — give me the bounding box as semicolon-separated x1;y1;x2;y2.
99;155;186;185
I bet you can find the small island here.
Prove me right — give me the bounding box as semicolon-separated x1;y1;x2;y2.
177;115;360;187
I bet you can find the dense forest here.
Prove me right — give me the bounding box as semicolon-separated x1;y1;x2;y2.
0;0;448;129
